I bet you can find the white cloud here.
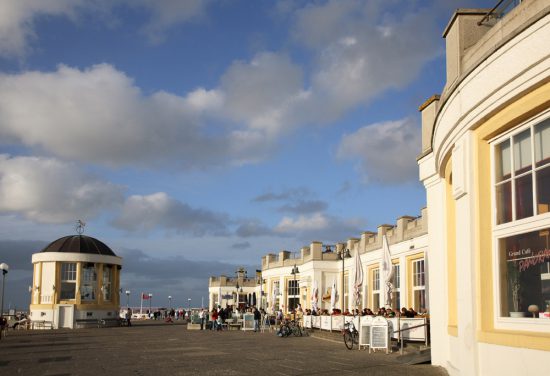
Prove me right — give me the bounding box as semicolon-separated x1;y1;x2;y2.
0;64;235;168
0;0;213;58
0;154;123;223
111;192;229;235
275;212;364;242
336;117;422;184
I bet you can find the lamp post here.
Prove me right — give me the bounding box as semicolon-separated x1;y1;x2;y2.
148;293;153;317
168;295;172;310
338;249;351;311
125;290;130;309
187;298;191;319
0;263;9;340
291;264;299;321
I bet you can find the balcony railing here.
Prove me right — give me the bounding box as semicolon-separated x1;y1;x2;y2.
478;0;523;26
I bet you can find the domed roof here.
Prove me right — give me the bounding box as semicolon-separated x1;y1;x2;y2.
41;235;117;256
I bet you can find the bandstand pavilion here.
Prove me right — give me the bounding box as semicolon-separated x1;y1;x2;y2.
29;233;122;329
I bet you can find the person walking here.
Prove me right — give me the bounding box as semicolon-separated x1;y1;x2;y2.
199;309;205;330
126;307;132;327
253;307;261;332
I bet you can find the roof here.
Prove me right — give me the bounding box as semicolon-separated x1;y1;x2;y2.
41;235;117;256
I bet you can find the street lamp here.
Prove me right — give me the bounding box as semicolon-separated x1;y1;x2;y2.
148;293;153;317
0;263;9;340
291;264;299;321
125;290;130;308
338;248;352;311
187;298;191;318
168;295;172;310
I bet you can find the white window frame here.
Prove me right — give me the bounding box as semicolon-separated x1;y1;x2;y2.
393;264;401;310
60;262;77;300
372;268;380;310
490;110;550;333
412;259;426;311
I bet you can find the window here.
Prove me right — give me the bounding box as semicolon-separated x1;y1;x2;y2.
372;268;380;310
287;279;299;312
60;263;77;300
102;265;112;301
493;116;550;321
495;119;550;224
80;263;97;302
392;264;401;310
272;280;280;311
499;228;550;317
412;259;426;311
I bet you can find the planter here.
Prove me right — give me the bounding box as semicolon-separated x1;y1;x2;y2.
509;311;526;318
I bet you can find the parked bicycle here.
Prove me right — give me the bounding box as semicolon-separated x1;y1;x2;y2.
342;320;359;350
277;319;302;337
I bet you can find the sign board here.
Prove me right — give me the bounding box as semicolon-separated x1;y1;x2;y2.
396;318;426;341
312;315;321;328
332;315;344;331
369;316;390;354
359;315;373;349
242;313;255;331
303;315;312;328
320;315;332;330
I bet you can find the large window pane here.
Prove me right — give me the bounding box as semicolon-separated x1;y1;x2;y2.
60;263;76;300
513;129;532;175
495;139;511;182
534;119;550;167
499;228;550;317
102;265;112;301
81;263;97;301
515;173;533;220
537;166;550;215
496;181;513;224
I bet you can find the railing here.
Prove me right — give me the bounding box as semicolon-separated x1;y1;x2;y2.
478;0;523;26
393;322;430;354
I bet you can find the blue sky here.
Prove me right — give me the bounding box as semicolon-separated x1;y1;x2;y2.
0;0;495;310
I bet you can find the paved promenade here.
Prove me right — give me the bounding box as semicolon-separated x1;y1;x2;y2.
0;321;447;376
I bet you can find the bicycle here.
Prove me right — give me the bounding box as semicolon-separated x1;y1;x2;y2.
288;320;302;337
342;320;358;350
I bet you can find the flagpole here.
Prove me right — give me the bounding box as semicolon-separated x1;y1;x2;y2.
140;292;143;315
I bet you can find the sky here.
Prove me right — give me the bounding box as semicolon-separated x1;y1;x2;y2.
0;0;496;310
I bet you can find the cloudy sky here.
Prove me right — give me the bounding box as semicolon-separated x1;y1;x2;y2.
0;0;494;310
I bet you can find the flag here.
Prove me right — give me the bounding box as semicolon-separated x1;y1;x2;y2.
142;293;150;300
382;235;394;308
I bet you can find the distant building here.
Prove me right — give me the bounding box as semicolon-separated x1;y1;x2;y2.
418;0;550;374
208;267;259;311
30;235;122;328
209;210;428;317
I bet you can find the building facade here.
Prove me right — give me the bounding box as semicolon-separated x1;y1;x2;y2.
30;235;122;328
261;210;428;315
208;267;260;311
418;1;550;375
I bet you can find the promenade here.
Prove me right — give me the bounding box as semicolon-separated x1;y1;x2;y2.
0;321;447;376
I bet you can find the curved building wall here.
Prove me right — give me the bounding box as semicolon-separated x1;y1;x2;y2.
419;2;550;375
30;251;122;329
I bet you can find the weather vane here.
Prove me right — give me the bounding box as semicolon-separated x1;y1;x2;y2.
76;220;86;235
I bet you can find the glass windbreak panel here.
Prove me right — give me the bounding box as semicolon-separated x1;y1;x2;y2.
537;165;550;215
513;129;532;175
499;228;550;317
81;263;97;301
515;173;533;220
496;181;512;224
534;119;550;167
102;265;112;301
495;139;511;182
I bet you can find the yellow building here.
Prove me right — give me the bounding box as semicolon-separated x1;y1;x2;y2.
30;234;122;328
418;1;550;374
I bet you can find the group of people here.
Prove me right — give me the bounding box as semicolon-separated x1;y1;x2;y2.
199;305;265;332
307;306;424;318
